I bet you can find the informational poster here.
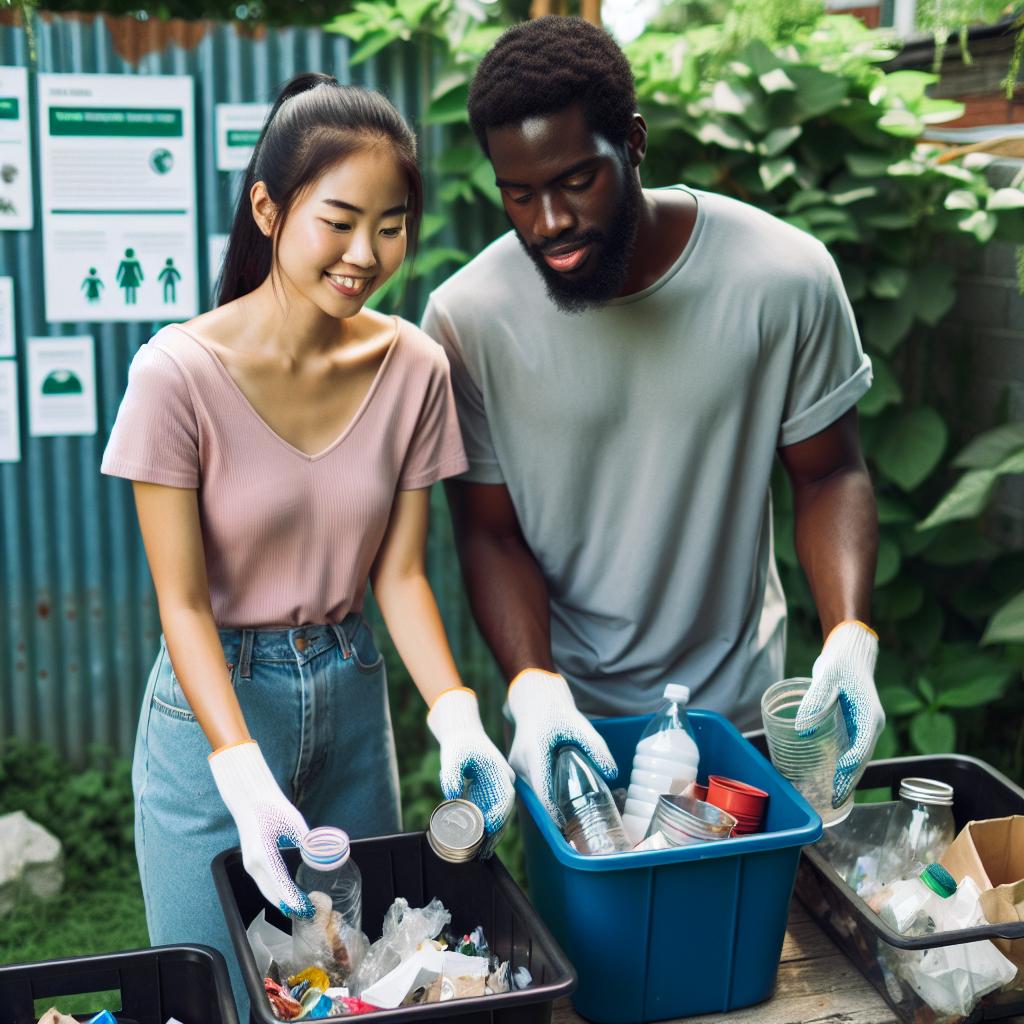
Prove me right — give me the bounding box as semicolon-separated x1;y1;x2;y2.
215;103;269;171
27;335;97;437
0;66;33;230
0;277;14;357
208;232;229;305
38;73;198;323
0;360;20;462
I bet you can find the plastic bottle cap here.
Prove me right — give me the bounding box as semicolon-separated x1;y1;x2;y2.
300;826;351;870
663;683;690;704
899;777;954;807
919;863;957;898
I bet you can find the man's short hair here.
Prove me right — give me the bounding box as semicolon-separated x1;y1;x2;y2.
468;16;637;155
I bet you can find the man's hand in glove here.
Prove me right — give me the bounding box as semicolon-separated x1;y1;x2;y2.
507;669;617;820
795;620;884;808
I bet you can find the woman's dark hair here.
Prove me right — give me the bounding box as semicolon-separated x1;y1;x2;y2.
218;72;422;306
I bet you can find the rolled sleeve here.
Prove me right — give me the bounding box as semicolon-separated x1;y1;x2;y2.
779;251;873;447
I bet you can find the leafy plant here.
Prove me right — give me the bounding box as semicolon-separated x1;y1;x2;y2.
623;11;1024;770
321;1;1024;783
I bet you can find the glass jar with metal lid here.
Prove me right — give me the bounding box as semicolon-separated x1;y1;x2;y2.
877;777;956;886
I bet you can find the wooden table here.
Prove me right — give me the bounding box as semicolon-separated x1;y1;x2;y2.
551;899;1024;1024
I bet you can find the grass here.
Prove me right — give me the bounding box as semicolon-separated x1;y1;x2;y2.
1;858;149;967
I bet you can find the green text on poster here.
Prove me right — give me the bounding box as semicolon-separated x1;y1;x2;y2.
49;107;183;138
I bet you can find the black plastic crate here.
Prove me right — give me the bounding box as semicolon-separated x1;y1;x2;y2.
0;945;239;1024
792;754;1024;1024
212;831;576;1024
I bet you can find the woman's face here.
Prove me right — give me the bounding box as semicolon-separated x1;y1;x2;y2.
269;143;410;319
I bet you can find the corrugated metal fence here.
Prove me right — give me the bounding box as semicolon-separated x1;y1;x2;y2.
0;11;503;761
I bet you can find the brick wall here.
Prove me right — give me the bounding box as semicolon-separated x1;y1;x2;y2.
930;158;1024;549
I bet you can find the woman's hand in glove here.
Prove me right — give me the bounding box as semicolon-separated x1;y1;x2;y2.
208;740;314;918
428;687;516;845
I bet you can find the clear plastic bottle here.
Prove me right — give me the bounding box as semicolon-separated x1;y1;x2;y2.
554;746;632;856
295;826;362;931
621;684;700;844
874;863;957;935
876;778;955;887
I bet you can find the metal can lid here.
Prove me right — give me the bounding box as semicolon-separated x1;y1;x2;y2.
428;799;484;862
899;777;954;807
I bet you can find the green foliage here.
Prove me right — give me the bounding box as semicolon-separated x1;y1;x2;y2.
615;8;1024;776
0;739;148;966
334;0;1024;779
0;739;136;882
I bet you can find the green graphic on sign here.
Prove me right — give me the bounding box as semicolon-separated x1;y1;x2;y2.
49;107;184;138
42;369;84;395
81;268;104;303
149;148;174;174
116;248;144;304
158;257;181;304
226;129;261;147
0;97;19;120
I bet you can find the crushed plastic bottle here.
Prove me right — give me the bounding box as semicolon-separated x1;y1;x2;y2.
554;746;632;856
621;683;700;844
873;863;957;935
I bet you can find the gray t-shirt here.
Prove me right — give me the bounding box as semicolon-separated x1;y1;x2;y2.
422;187;872;729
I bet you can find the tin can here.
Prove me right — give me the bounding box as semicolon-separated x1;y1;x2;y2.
427;799;485;862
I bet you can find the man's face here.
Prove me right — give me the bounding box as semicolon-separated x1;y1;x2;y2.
486;106;642;313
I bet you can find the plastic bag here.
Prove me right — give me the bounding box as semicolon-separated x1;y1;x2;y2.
290;890;369;986
878;877;1017;1020
350;897;451;995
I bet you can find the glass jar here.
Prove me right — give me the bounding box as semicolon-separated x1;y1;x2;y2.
876;777;955;886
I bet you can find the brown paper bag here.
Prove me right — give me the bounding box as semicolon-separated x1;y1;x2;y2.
940;815;1024;986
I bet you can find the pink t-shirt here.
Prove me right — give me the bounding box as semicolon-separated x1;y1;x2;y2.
101;318;468;628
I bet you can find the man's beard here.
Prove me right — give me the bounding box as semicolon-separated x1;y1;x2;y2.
514;172;643;315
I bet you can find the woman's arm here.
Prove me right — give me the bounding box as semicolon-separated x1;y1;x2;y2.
132;480;313;916
132;481;249;749
370;487;464;707
371;487;515;840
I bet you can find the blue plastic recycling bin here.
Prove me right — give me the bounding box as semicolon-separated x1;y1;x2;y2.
517;709;823;1024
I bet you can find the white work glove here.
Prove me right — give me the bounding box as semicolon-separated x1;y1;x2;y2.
428;688;516;848
208;740;314;918
507;669;618;821
795;621;884;808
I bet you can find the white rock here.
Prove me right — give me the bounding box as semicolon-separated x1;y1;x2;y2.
0;810;64;914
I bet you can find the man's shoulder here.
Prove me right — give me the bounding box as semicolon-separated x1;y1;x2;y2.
427;231;535;316
696;188;834;284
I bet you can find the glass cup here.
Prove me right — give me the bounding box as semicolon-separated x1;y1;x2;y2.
761;677;858;827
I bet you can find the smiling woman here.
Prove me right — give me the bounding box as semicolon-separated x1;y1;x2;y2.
98;72;516;1019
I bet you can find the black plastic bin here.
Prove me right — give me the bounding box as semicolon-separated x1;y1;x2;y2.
0;945;239;1024
791;753;1024;1024
212;831;576;1024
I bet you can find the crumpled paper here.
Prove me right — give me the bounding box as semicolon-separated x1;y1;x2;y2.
360;946;490;1008
350;897;451;995
36;1010;78;1024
